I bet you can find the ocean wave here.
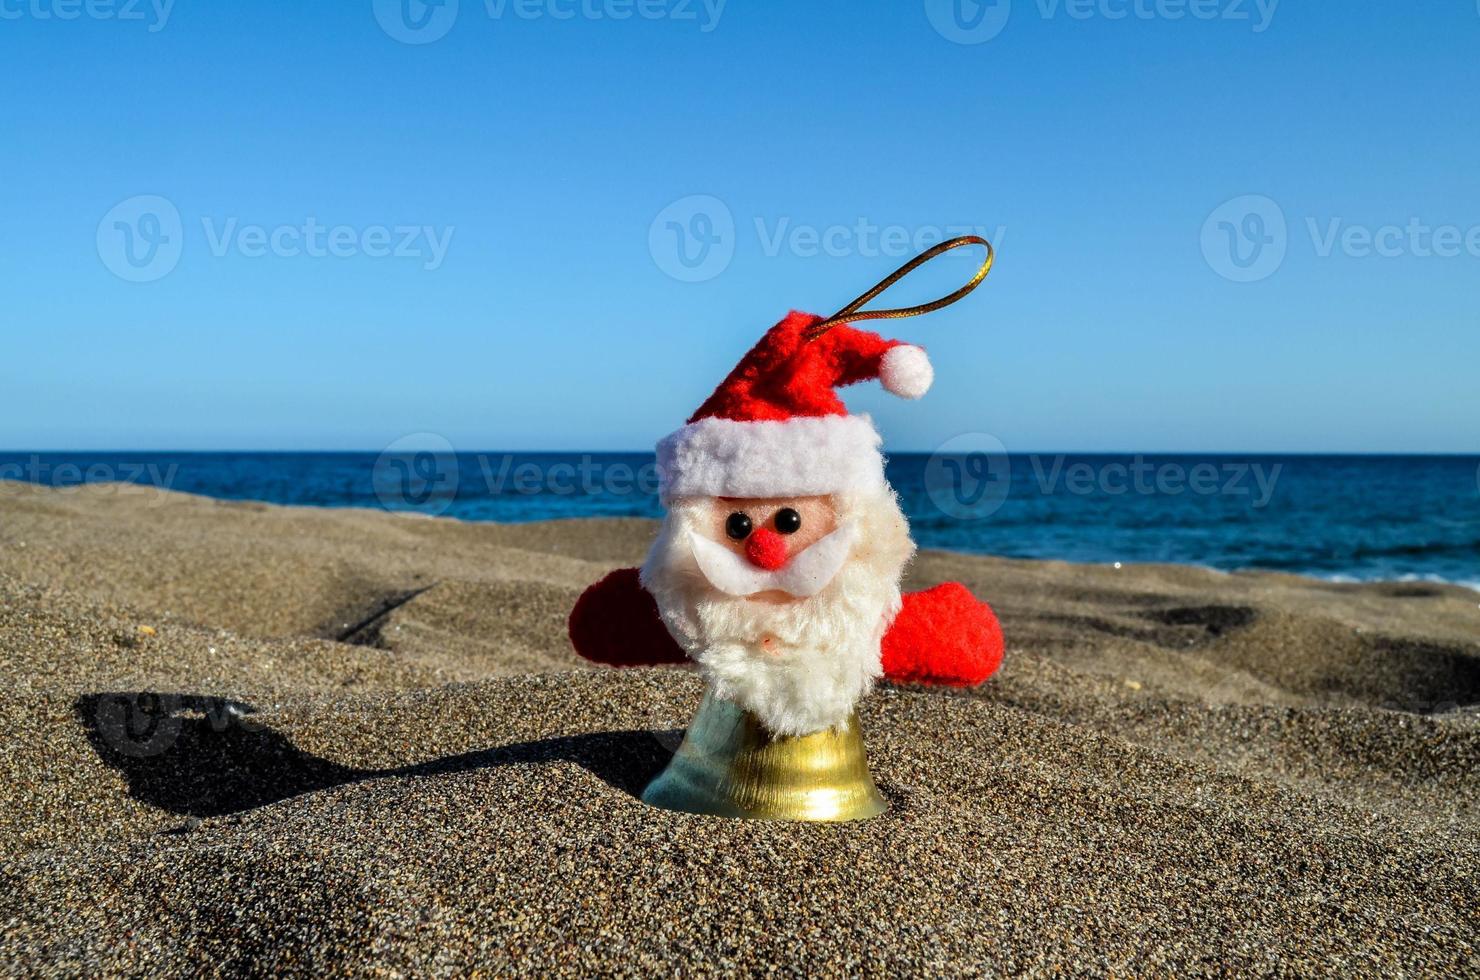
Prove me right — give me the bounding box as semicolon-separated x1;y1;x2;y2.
1340;539;1480;561
1317;572;1480;594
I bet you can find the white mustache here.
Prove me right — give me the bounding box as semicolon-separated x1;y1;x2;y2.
688;523;858;598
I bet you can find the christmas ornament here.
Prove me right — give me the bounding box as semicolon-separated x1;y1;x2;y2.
568;236;1005;821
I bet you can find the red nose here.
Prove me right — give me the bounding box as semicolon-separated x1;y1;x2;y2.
744;528;789;570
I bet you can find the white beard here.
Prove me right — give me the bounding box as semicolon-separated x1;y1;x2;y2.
688;521;858;598
640;491;915;737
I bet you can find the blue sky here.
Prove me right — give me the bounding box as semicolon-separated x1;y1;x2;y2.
3;0;1477;452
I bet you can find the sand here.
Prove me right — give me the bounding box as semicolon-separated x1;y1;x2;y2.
0;481;1476;975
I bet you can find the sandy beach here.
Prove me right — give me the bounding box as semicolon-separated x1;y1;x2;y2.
0;481;1475;975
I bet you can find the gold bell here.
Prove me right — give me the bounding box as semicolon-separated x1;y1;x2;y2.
643;689;888;822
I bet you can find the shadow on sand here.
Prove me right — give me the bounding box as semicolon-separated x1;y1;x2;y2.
75;692;679;818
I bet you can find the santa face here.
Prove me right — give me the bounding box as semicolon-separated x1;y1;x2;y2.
640;489;915;736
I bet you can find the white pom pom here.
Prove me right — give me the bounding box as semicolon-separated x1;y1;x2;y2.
879;345;933;399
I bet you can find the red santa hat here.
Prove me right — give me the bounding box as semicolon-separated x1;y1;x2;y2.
655;311;933;502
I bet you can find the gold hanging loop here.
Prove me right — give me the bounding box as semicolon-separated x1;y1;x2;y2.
803;234;995;342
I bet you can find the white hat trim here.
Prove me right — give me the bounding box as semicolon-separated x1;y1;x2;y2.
656;414;885;502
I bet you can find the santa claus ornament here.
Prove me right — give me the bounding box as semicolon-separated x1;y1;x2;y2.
569;235;1005;821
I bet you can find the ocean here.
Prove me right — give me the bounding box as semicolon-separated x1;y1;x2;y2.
3;452;1477;590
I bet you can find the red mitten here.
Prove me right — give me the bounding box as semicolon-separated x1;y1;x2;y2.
881;582;1004;687
568;567;688;668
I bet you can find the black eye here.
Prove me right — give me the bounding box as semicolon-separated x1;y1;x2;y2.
725;512;753;540
774;508;802;535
